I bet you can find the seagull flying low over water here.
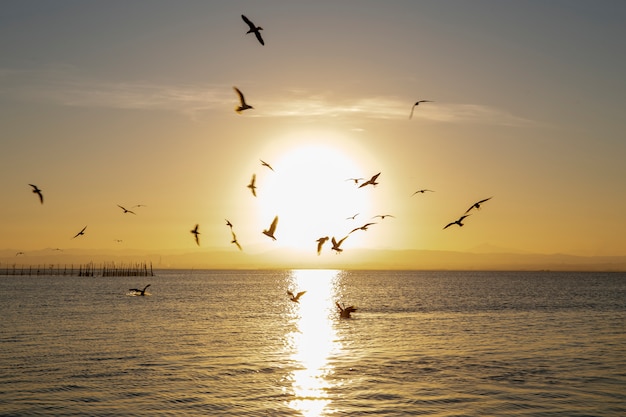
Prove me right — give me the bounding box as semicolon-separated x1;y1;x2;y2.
262;216;278;240
358;172;380;188
241;14;264;45
409;100;433;119
350;223;376;234
336;302;357;318
190;224;200;246
233;86;254;113
412;189;434;196
316;236;329;255
29;184;43;204
72;226;87;238
129;284;150;296
331;236;348;253
287;290;306;303
260;159;274;171
247;174;257;197
117;205;136;215
443;214;470;230
465;197;493;214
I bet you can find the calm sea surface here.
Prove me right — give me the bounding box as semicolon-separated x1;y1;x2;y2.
1;270;625;416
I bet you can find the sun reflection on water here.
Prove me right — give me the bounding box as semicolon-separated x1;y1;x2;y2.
285;269;341;417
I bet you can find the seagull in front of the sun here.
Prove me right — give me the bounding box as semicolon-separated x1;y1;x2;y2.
117;205;136;215
331;236;348;253
346;177;364;185
190;224;200;246
29;184;44;204
443;214;470;230
359;172;380;188
260;159;274;171
412;189;434;196
287;290;306;303
346;213;359;220
350;222;376;234
247;174;257;197
316;236;329;255
233;86;254;114
262;216;278;240
241;14;265;45
409;100;433;119
373;214;395;220
465;197;493;214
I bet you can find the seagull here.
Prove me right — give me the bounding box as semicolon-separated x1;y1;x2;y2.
129;284;151;296
287;290;306;303
465;197;493;214
231;231;242;251
117;205;136;215
409;100;433;119
346;177;364;185
233;86;254;113
412;189;434;196
350;222;376;234
132;204;147;208
260;159;274;171
226;219;233;228
29;184;43;204
15;251;24;256
443;214;470;229
373;214;395;220
262;216;278;240
331;236;348;253
247;174;257;196
358;172;381;188
316;236;329;255
72;226;87;238
241;14;264;45
336;301;357;318
346;213;359;220
190;224;200;246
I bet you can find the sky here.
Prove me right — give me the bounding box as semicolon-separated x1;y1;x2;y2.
1;0;626;269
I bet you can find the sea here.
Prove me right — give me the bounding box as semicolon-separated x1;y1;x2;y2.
1;270;625;416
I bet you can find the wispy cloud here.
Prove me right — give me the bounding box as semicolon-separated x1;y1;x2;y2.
1;67;535;126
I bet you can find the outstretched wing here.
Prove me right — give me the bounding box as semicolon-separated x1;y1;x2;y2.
268;216;278;234
241;14;255;30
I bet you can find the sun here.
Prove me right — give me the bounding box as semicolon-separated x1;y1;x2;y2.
255;135;371;253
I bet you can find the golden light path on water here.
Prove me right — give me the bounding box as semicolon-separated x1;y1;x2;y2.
285;269;341;417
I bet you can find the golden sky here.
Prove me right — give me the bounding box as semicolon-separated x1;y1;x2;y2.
1;1;625;268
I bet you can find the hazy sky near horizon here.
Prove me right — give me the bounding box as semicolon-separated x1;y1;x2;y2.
1;0;625;260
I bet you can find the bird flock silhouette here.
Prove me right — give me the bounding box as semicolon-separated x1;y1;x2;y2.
18;13;493;261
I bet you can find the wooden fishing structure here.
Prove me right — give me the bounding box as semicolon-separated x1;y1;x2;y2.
0;261;154;277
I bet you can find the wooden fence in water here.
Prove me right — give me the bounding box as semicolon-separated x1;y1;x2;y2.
0;261;154;277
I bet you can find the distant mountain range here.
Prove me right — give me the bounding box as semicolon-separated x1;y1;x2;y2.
1;247;625;271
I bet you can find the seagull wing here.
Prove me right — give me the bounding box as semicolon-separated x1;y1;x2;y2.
233;86;247;106
254;31;265;45
268;216;278;234
241;14;255;30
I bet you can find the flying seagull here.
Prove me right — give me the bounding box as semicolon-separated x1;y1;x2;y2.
373;214;395;220
190;224;200;246
350;222;376;234
117;205;136;215
29;184;43;204
412;189;434;196
336;302;357;318
129;284;150;296
465;197;493;214
346;177;364;185
409;100;433;119
316;236;329;255
260;159;274;171
331;236;348;253
262;216;278;240
287;290;306;303
233;86;254;113
15;251;25;256
443;214;470;230
231;231;242;251
247;174;257;196
346;213;359;220
226;219;233;228
72;225;87;239
358;172;381;188
241;14;264;45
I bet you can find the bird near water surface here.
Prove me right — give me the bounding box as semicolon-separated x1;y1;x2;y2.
287;290;306;303
129;284;151;296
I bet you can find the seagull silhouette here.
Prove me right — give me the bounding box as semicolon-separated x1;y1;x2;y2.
331;236;348;253
350;222;376;234
15;251;25;256
412;189;434;196
129;284;150;296
231;231;242;251
346;177;364;185
316;236;329;255
260;159;274;171
226;219;233;228
72;225;87;238
190;224;200;246
117;205;136;215
346;213;359;220
247;174;257;197
233;86;254;113
29;184;43;204
241;14;264;45
358;172;380;188
373;214;395;220
262;216;278;240
287;290;306;303
443;214;470;229
465;197;493;214
409;100;433;119
336;302;357;318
